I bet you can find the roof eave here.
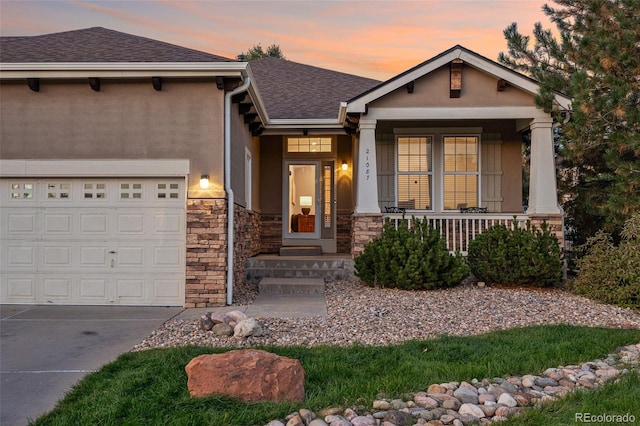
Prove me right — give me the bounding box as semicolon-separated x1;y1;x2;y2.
0;61;248;78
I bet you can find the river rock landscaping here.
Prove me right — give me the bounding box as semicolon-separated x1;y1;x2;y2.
131;280;640;425
263;343;639;425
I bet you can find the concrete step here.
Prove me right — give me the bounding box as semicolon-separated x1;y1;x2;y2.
259;277;325;295
279;246;322;256
246;255;353;285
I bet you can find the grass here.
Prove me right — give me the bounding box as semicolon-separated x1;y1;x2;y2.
31;325;640;426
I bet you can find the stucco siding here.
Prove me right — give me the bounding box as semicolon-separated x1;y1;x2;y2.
229;102;257;208
0;79;224;195
370;65;535;109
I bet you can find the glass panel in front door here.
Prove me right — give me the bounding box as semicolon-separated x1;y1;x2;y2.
288;164;316;233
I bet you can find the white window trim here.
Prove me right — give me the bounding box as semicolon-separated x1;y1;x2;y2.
245;147;252;211
440;134;482;211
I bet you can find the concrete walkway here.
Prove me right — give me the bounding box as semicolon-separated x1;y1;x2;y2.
0;293;327;425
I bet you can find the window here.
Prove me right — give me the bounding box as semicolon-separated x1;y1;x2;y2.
120;182;143;199
287;137;332;153
83;182;107;199
397;136;432;210
443;136;479;210
10;183;34;199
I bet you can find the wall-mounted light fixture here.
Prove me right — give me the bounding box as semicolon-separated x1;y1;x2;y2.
341;161;348;171
199;174;210;189
299;195;313;215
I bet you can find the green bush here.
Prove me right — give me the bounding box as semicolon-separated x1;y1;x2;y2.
467;219;562;287
354;217;469;290
569;214;640;309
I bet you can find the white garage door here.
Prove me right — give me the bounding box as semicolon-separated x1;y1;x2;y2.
1;178;186;305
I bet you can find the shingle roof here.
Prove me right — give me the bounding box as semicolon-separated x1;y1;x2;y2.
0;27;233;63
249;57;380;120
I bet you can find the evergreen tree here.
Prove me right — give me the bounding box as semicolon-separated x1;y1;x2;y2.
499;0;640;244
238;43;285;61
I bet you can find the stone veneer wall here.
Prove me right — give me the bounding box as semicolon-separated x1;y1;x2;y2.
528;214;565;248
185;199;227;308
351;214;383;258
232;205;262;300
260;214;282;254
337;213;353;253
185;200;262;308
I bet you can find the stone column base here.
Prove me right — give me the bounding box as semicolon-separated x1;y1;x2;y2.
528;213;565;248
351;214;383;258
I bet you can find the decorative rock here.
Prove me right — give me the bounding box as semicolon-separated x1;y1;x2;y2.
521;374;536;388
497;393;517;408
391;399;407;409
458;403;485;419
383;410;414;426
234;318;263;338
351;416;376;426
373;400;391;410
224;310;248;324
440;414;456;424
454;387;479;404
308;420;329;426
185;349;304;402
535;377;558;387
319;408;343;417
477;393;495;404
428;384;446;394
266;421;286;426
211;323;233;337
208;312;226;324
300;409;315;425
442;399;461;410
458;413;481;425
199;314;214;331
415;394;439;409
286;415;304;426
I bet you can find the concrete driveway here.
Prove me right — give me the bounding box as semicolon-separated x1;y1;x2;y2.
0;304;183;426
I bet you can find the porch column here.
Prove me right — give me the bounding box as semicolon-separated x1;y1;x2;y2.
355;118;380;214
527;117;562;214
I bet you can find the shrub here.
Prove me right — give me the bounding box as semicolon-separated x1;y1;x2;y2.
354;217;469;290
569;214;640;309
467;219;562;287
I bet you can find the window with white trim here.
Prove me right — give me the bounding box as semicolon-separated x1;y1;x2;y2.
397;136;432;210
287;137;332;153
10;183;34;199
443;136;479;210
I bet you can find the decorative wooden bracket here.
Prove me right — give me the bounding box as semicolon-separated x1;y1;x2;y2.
406;80;414;93
450;59;463;98
152;77;162;91
497;79;507;91
89;77;100;92
27;78;40;92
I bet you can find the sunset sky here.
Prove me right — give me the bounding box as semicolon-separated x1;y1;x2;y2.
0;0;554;80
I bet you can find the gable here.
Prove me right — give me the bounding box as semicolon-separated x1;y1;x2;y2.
347;45;571;113
370;63;535;109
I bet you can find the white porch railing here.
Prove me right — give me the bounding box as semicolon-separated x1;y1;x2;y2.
382;213;529;255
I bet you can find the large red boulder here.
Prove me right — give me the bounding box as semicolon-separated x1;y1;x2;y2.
185;349;305;402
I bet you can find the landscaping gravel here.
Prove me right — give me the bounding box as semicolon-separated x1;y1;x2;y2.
132;281;640;351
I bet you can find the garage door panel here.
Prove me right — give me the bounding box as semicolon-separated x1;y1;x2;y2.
5;243;37;268
80;212;110;235
1;177;186;305
116;278;145;301
155;212;184;234
154;277;183;300
79;278;110;302
79;246;109;267
4;210;38;235
43;212;72;234
42;277;73;300
2;276;36;301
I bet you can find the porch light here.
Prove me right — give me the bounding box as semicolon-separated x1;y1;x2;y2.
300;195;313;215
341;161;348;171
199;175;210;189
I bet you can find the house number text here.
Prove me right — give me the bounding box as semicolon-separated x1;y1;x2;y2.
364;148;370;180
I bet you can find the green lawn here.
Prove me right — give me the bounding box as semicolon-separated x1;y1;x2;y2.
32;325;640;426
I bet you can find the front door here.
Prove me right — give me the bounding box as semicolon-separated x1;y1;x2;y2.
283;160;336;252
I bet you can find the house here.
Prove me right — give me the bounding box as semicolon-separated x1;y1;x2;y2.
0;28;570;307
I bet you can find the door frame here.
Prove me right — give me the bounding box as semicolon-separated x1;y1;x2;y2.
282;159;337;253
